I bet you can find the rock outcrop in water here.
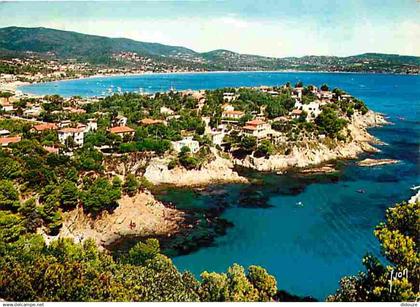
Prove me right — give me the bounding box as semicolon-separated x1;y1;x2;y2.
357;158;400;167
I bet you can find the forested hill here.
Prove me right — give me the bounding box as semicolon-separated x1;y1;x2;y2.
0;26;419;73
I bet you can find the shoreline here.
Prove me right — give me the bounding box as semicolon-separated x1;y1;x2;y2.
11;69;420;97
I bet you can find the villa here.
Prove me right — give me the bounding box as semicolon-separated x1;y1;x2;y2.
290;109;303;119
294;100;322;120
223;92;236;102
293;87;304;99
114;115;128;127
222;110;244;120
86;119;98;132
23;106;42;118
58;127;85;147
210;130;226;146
321;91;334;101
31;123;58;133
242;119;271;139
108;126;135;137
172;136;200;153
221;103;234;112
160;106;174;115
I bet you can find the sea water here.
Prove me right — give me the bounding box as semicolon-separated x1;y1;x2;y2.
20;72;420;299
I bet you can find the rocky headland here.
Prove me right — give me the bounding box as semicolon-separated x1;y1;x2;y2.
43;191;185;248
234;111;388;172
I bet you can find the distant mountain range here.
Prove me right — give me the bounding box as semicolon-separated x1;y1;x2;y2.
0;26;419;73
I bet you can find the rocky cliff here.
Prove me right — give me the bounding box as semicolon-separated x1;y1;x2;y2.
44;191;184;248
144;149;247;186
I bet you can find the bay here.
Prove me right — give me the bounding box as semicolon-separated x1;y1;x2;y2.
20;72;420;300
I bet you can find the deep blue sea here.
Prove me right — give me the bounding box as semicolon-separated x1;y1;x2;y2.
20;72;420;300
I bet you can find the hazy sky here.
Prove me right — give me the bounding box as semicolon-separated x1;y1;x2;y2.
0;0;419;57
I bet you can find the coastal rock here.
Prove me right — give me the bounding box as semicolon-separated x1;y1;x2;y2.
144;150;247;186
357;158;400;167
408;190;420;204
50;191;184;248
299;164;338;174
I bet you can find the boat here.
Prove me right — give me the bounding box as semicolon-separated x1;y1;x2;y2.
357;189;365;194
296;201;304;207
410;185;420;191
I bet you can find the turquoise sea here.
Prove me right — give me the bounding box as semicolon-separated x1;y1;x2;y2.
20;72;420;299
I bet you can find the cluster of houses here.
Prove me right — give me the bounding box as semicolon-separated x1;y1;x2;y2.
0;92;137;151
0;131;21;147
205;85;351;147
1;83;351;155
0;58;91;83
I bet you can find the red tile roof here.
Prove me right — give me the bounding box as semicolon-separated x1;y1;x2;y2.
32;123;58;132
246;119;266;126
223;110;244;116
108;126;135;134
0;136;21;145
291;109;303;115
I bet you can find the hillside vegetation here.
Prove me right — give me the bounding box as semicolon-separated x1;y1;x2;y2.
0;27;419;73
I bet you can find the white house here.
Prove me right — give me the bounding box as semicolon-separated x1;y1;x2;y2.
0;129;10;137
114;115;128;127
23;106;42;118
294;100;322;120
303;101;322;119
223;93;236;102
211;131;225;146
160;106;174;115
290;109;303;120
58;127;85;147
86;119;97;132
321;91;333;100
293;87;303;99
172;136;200;153
221;103;234;112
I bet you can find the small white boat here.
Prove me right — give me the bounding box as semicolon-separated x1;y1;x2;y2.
296;201;304;207
410;185;420;191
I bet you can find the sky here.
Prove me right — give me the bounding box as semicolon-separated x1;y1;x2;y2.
0;0;419;57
